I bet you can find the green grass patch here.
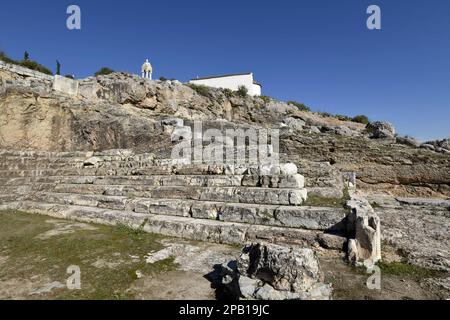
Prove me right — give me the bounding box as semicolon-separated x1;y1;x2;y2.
303;187;351;208
0;210;178;300
377;261;441;279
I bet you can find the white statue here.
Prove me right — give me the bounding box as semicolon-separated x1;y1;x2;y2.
141;59;153;79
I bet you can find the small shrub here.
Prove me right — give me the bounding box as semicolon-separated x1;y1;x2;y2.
94;67;115;77
0;51;16;64
159;76;168;82
287;101;311;112
237;85;248;98
334;114;352;122
187;83;212;98
317;111;332;118
222;88;233;99
19;60;53;75
0;52;53;75
352;115;370;125
259;95;272;104
64;74;75;79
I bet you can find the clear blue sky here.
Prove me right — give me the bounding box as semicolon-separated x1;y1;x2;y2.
1;0;449;141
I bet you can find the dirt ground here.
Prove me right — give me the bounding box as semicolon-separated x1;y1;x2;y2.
0;210;448;300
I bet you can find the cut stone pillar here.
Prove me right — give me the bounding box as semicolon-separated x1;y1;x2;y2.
346;194;382;268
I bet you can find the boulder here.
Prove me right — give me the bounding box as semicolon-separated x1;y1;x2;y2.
308;126;321;134
219;243;332;300
283;117;306;132
396;136;420;148
317;233;347;250
420;144;436;151
366;121;396;139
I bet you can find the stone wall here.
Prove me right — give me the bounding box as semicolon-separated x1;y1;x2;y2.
0;60;53;81
0;61;78;96
53;75;79;95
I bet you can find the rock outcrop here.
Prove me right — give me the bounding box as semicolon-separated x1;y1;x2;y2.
220;243;332;300
366;121;396;139
1;66;449;197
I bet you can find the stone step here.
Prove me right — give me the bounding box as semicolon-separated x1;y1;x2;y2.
0;194;25;203
24;192;346;231
0;149;89;158
37;184;307;206
0;156;84;163
0;163;299;177
0;173;305;189
0;163;76;170
0;185;33;195
0;201;347;248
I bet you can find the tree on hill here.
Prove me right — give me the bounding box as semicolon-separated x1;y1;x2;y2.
94;67;115;77
24;51;30;61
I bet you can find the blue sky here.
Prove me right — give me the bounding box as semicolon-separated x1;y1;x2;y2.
1;0;449;141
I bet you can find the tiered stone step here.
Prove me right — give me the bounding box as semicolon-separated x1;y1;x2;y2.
0;201;336;248
0;149;349;249
0;173;304;189
22;192;346;231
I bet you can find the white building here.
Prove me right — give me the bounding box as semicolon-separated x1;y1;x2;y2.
189;72;262;96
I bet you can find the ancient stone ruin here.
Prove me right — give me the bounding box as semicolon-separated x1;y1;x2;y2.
1;61;448;300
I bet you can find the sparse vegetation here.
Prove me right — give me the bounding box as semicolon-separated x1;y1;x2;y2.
334;114;353;122
159;76;168;82
20;60;53;75
0;51;53;75
186;83;213;98
303;187;350;208
0;210;177;300
237;85;248;98
222;88;233;99
287;100;311;112
317;110;370;125
377;261;442;279
317;111;332;118
94;67;115;77
259;95;272;104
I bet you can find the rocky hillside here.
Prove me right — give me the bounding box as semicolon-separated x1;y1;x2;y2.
1;69;449;197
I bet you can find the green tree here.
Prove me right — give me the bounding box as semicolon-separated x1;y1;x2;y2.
23;51;30;61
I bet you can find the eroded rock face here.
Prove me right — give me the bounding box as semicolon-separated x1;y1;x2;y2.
221;243;332;300
1;68;449;198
